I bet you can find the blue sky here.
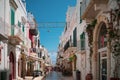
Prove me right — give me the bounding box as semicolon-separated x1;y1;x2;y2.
26;0;76;64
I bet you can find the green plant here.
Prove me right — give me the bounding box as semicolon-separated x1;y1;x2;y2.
69;55;76;62
86;19;97;74
86;19;97;31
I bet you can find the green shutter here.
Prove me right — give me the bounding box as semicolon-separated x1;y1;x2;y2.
11;8;15;35
80;32;85;50
11;8;15;25
18;21;21;27
73;28;77;47
22;25;24;32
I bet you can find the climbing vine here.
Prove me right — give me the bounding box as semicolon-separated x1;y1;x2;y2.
86;19;97;73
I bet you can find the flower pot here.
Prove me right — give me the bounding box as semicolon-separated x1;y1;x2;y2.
110;77;120;80
86;73;93;80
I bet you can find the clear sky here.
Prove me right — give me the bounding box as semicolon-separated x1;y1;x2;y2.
26;0;76;64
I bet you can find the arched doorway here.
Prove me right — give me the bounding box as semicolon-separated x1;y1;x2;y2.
97;22;107;80
9;52;15;80
93;15;109;80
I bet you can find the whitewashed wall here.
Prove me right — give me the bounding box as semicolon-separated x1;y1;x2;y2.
0;42;8;70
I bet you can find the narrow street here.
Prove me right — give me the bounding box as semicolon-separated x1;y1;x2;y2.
44;71;73;80
0;0;120;80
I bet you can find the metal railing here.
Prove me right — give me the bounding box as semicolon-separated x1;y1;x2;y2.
13;25;24;40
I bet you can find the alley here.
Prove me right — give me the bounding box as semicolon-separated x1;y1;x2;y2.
44;71;73;80
1;0;120;80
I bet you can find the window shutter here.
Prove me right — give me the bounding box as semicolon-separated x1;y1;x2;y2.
22;25;24;32
80;32;85;50
11;8;15;25
11;8;15;35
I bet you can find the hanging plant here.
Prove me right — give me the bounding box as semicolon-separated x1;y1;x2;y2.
69;55;76;62
91;19;97;27
69;57;73;62
86;19;97;34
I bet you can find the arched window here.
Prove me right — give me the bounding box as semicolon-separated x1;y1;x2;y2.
98;23;107;49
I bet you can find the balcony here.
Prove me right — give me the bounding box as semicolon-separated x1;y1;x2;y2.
29;28;38;36
8;25;24;45
30;48;37;53
0;17;11;40
64;41;77;54
29;48;40;61
81;0;108;21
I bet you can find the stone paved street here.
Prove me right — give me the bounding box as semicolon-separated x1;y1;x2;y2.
44;71;73;80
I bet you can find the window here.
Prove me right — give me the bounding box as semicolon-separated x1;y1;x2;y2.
11;8;15;35
18;21;21;27
80;6;82;23
70;36;72;46
38;51;42;58
22;25;24;32
80;32;85;50
11;8;15;25
98;23;107;49
73;28;77;47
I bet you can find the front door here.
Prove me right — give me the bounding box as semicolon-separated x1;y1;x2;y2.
9;52;15;80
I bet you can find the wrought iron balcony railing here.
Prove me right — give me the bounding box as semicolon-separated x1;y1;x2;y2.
13;25;24;41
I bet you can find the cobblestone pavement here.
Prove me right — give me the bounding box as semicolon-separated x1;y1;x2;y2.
44;71;73;80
